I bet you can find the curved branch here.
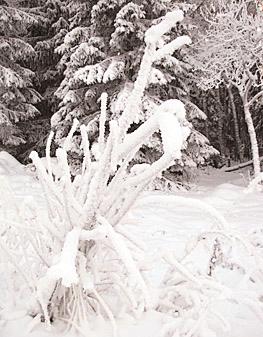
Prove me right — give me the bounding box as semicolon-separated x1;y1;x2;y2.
248;90;263;107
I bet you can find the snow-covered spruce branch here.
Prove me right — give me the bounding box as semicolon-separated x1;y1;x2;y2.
25;9;192;332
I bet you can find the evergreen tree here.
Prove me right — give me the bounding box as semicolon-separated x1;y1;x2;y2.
29;0;69;114
0;3;42;150
14;0;70;160
52;1;217;184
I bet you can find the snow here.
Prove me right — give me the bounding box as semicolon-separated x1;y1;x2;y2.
158;113;184;157
157;99;190;157
145;10;184;45
47;227;81;287
158;99;187;122
0;156;263;337
0;152;44;209
0;151;25;175
98;92;107;153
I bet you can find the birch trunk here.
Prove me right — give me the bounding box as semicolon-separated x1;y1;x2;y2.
243;103;260;177
242;80;261;177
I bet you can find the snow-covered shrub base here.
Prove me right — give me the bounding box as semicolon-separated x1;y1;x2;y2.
28;92;190;327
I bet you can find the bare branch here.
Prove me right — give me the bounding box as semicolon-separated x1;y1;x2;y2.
248;90;263;107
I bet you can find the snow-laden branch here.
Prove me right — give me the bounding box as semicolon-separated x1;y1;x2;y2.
154;36;192;61
47;227;81;287
98;92;108;154
145;10;184;45
225;156;263;172
118;9;191;140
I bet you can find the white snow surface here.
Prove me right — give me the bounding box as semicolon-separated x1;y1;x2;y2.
0;155;263;337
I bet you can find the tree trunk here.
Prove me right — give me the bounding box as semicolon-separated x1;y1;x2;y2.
227;85;244;162
216;87;225;156
243;102;260;177
202;94;209;138
240;77;261;177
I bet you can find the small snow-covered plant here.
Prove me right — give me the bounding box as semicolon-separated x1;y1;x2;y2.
159;236;263;337
20;9;192;332
158;243;263;337
136;194;263;337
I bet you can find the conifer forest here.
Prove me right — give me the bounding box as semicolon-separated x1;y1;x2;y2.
0;1;263;337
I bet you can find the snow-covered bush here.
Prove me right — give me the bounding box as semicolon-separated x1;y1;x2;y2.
3;9;192;331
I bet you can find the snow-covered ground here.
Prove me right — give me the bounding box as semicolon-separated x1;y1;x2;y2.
0;155;262;337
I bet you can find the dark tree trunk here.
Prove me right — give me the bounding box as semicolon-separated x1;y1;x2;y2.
216;87;225;156
227;85;244;162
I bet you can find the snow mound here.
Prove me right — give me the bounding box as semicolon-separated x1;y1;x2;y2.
0;151;46;211
0;151;25;175
201;183;244;209
211;183;243;201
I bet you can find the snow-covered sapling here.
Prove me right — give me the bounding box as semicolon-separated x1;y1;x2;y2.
26;9;192;332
